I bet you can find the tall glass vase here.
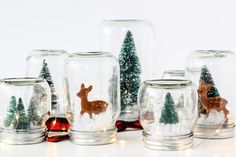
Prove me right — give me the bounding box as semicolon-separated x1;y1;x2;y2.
101;20;156;131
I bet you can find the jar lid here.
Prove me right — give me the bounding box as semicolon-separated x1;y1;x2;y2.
70;51;114;58
191;50;234;58
143;79;192;89
29;49;68;56
163;70;185;76
103;19;149;23
0;77;45;85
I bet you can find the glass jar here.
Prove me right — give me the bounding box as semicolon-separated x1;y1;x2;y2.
138;80;198;150
64;52;120;145
26;49;69;114
101;19;156;130
162;70;185;79
26;49;70;141
185;50;236;139
0;78;51;144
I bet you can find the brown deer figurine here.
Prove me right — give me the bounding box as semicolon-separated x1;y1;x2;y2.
198;81;229;119
77;83;108;118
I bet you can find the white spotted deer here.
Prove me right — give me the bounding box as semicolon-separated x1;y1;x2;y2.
198;81;229;119
77;83;108;118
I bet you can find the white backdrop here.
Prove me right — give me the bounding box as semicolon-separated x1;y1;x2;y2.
0;0;236;78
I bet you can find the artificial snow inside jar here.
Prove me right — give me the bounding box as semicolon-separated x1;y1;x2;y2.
185;50;236;139
26;49;70;141
101;20;156;131
0;78;50;144
138;79;198;150
64;52;120;145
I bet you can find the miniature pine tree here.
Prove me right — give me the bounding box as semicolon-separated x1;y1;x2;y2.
159;92;179;124
4;96;17;128
200;65;220;97
199;65;220;114
15;98;28;130
39;59;58;110
27;97;41;126
119;30;141;111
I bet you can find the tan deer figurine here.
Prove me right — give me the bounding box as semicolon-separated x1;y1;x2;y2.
77;83;108;118
198;81;229;119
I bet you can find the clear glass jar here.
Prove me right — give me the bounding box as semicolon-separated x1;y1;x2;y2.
185;50;236;139
101;19;156;129
64;52;120;145
26;49;70;141
26;49;69;114
162;70;185;79
0;78;51;144
138;80;198;150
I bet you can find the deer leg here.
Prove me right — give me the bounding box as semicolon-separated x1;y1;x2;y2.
206;109;210;117
89;112;92;119
223;108;229;119
80;111;84;116
199;107;206;117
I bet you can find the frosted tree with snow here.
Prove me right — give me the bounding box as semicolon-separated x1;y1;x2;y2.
4;96;17;128
119;30;141;111
39;59;58;110
159;92;179;124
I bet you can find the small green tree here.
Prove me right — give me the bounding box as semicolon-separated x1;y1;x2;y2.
119;30;141;111
199;65;220;114
27;97;41;126
4;96;17;128
159;92;179;124
39;59;58;110
15;98;28;130
200;65;220;97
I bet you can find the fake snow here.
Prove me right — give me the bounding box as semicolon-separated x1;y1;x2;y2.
149;120;190;136
197;110;226;125
72;108;114;131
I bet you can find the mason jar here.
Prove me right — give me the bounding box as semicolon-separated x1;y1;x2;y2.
26;49;70;141
138;79;198;150
26;49;69;114
101;19;156;130
185;50;236;139
0;78;51;144
64;52;120;145
162;70;185;79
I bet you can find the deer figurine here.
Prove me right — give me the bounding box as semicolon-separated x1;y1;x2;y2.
76;83;108;118
198;80;229;119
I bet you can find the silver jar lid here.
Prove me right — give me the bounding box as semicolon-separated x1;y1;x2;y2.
0;77;45;86
143;79;193;89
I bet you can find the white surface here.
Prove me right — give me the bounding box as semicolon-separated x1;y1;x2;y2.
1;0;236;78
0;130;236;157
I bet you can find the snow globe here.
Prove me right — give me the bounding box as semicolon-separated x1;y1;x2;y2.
162;70;185;79
26;49;70;142
185;50;236;139
138;79;198;150
64;52;120;145
101;20;156;131
0;77;51;144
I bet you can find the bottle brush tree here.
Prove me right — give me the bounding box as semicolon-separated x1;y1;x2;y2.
159;92;179;124
119;30;141;111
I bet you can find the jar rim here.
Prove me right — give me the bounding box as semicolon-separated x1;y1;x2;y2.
163;70;185;76
102;19;151;24
0;77;45;85
29;49;68;56
143;79;192;88
70;51;114;58
192;50;234;58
